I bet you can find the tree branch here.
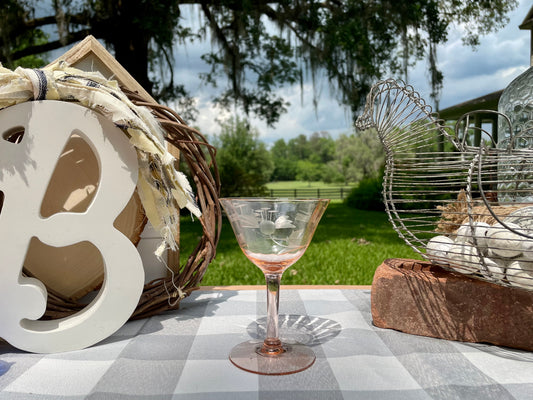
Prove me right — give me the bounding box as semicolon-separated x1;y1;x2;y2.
200;2;240;96
10;29;92;61
259;3;321;54
14;12;89;35
25;15;57;29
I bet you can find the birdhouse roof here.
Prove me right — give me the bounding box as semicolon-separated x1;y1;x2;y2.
48;35;156;104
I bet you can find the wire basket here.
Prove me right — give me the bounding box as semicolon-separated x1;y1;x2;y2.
356;79;533;291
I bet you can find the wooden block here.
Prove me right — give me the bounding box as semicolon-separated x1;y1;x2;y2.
371;258;533;351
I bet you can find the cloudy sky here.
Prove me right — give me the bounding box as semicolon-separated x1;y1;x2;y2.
410;0;531;111
171;0;532;145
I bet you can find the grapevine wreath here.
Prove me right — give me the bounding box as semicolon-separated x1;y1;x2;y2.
0;62;221;320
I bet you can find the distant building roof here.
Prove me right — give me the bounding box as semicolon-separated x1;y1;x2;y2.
438;89;502;121
519;4;533;29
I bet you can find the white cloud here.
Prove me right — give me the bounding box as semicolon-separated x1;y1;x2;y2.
424;0;531;110
181;81;352;145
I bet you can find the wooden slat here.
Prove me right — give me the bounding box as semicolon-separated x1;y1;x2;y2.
49;35;156;103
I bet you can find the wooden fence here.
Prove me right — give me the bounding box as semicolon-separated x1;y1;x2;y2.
267;187;353;200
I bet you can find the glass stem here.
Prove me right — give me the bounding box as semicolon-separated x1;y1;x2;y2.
260;273;284;356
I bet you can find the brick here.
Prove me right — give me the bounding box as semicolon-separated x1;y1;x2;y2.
371;258;533;351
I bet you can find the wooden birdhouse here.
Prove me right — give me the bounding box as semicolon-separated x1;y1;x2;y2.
0;35;220;353
25;36;178;301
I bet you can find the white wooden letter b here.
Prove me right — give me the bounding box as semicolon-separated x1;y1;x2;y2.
0;101;144;353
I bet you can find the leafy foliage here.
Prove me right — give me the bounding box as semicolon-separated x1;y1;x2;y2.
270;131;338;184
345;174;385;211
329;130;385;184
295;160;324;183
266;125;386;185
0;0;48;68
0;0;518;126
270;139;298;181
214;116;273;197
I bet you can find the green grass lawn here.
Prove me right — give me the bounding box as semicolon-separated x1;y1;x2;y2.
265;181;355;203
266;181;355;190
179;202;422;286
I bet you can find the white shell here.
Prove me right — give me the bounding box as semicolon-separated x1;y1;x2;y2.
504;206;533;231
454;222;491;250
506;260;533;289
480;257;506;282
520;237;533;261
447;242;480;274
471;222;491;250
455;224;474;243
426;235;453;264
503;207;533;259
485;223;525;258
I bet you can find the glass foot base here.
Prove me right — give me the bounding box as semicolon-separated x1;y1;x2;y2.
229;340;316;375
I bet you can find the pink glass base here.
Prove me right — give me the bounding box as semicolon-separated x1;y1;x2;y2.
229;340;316;375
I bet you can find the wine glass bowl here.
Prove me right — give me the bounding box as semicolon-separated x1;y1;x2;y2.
220;198;329;375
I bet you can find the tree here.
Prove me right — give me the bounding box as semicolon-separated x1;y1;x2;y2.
214;117;273;197
308;131;335;164
0;0;48;68
288;134;310;160
274;131;336;182
270;139;297;181
295;160;324;185
1;1;518;125
329;130;385;184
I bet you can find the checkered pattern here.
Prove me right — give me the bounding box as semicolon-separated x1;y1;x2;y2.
1;289;532;399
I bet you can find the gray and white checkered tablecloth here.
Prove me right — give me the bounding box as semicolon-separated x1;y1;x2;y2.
1;288;532;399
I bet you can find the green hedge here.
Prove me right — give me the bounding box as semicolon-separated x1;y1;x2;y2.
345;176;384;211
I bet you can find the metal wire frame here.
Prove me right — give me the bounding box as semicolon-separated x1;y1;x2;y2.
356;79;533;291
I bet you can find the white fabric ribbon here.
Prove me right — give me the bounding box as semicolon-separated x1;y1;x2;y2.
0;62;201;256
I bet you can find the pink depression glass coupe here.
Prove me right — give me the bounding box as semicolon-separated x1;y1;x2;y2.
219;198;329;375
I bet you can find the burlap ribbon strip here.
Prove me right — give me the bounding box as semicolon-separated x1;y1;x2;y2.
0;61;201;256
